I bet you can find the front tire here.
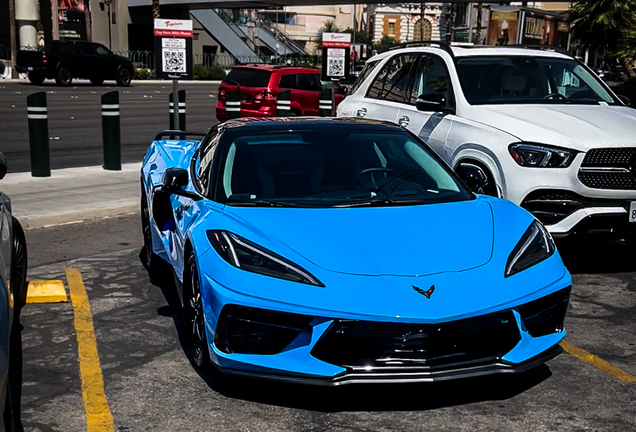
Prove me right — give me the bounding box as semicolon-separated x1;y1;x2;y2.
55;66;73;86
116;68;132;87
185;253;210;370
11;217;28;310
456;162;499;197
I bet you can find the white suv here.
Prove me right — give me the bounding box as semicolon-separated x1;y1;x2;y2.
337;43;636;239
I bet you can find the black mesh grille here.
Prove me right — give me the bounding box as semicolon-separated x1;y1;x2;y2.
581;148;636;167
521;190;628;225
215;305;313;355
311;311;520;371
579;148;636;190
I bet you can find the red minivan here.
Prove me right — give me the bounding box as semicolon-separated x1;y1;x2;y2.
216;65;346;122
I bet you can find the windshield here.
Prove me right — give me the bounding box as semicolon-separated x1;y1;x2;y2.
216;129;471;208
456;56;618;105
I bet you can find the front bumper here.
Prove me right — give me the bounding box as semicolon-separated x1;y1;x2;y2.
204;284;571;385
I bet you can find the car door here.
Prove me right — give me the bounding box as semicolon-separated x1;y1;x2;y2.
94;44;117;79
75;42;97;78
397;54;455;159
353;53;419;125
295;73;321;115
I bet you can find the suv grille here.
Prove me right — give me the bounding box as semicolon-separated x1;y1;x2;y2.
579;148;636;190
521;190;628;225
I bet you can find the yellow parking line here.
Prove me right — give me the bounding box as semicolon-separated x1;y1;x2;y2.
560;340;636;383
66;268;115;432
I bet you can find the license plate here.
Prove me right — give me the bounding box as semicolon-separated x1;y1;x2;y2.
27;67;33;71
630;202;636;222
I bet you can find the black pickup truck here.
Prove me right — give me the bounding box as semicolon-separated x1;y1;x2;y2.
16;40;134;86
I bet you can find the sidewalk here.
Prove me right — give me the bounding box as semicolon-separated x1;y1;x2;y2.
1;163;141;229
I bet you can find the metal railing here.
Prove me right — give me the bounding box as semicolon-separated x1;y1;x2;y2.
114;50;155;70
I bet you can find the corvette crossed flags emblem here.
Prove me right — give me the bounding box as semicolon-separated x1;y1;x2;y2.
413;285;435;299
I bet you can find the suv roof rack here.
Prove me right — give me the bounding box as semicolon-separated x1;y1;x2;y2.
388;41;455;58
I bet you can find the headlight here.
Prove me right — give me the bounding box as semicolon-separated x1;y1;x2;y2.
505;221;555;277
509;143;576;168
207;230;324;287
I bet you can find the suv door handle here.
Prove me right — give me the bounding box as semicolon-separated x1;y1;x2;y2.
356;107;367;117
398;115;410;127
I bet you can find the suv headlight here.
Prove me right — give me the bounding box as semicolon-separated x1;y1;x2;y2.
509;143;576;168
505;221;555;277
207;230;324;286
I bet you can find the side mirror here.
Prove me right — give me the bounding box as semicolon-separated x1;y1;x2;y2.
161;168;203;201
0;152;6;180
618;94;631;106
457;162;489;194
415;93;451;113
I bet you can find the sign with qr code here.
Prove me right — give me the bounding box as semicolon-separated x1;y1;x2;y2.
322;33;350;81
154;20;193;80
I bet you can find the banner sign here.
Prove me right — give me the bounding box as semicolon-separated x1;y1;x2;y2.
322;33;350;81
58;0;86;40
154;19;193;80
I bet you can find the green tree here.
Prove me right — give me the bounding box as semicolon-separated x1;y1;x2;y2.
373;35;397;54
313;20;342;51
570;0;636;76
344;28;370;45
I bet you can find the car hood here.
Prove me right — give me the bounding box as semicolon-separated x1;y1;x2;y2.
464;104;636;151
221;199;494;277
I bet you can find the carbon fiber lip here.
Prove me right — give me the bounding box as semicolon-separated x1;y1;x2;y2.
217;345;563;386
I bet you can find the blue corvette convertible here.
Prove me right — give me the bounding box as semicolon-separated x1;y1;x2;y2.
140;118;571;385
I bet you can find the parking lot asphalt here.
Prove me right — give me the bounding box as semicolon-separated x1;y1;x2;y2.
0;80;220;173
14;214;636;432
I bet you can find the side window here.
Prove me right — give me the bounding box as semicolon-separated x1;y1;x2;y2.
196;129;220;193
279;74;295;89
350;60;380;95
297;73;320;91
77;43;95;55
366;54;419;103
409;55;452;105
95;45;111;56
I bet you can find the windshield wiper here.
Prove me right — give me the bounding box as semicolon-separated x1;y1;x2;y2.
332;198;436;208
226;199;307;208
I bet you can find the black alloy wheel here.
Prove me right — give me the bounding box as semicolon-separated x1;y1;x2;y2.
55;66;73;86
90;78;104;85
28;72;45;85
116;68;132;87
185;253;210;370
456;163;499;197
141;188;156;270
11;217;28;310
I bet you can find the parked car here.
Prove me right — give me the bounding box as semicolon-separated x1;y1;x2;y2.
216;65;346;121
0;152;28;431
338;43;636;240
16;40;134;86
140;118;571;384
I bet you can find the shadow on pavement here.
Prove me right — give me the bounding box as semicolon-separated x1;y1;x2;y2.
141;247;552;413
556;237;636;274
5;306;25;432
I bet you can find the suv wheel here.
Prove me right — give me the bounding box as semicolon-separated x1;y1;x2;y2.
456;162;499;197
55;66;73;86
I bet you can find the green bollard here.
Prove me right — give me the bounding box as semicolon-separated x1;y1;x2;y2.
225;90;241;120
26;92;51;177
169;90;186;130
319;89;333;117
101;91;121;171
276;89;291;117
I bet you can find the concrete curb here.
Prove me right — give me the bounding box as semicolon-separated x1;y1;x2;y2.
19;204;139;230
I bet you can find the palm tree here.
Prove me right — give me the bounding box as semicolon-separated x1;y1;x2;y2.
447;4;457;42
475;3;483;45
152;0;160;20
570;0;636;76
313;21;342;51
